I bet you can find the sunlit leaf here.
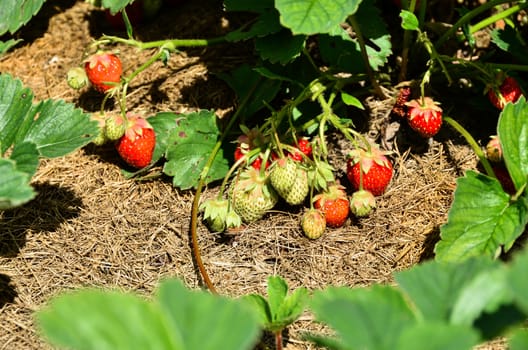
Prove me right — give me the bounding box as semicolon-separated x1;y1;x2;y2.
163;110;229;190
275;0;362;35
395;257;496;322
0;0;45;35
498;98;528;192
435;170;528;262
0;158;36;209
310;285;416;350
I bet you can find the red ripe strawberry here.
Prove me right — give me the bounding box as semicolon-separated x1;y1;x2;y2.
234;143;269;170
115;115;156;169
314;184;350;228
287;138;312;162
487;76;523;110
233;130;270;169
347;145;393;196
405;97;443;138
84;52;122;93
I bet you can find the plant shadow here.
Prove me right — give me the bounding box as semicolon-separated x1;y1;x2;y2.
0;183;82;257
0;274;17;308
419;226;441;262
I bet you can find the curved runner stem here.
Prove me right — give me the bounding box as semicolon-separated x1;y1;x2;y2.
189;81;260;294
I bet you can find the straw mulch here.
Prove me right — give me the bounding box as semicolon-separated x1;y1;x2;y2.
0;1;506;349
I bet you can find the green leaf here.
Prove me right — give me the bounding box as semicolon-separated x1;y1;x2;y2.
10;141;39;177
498;97;528;192
267;276;288;322
156;279;261;350
0;158;36;209
400;10;420;31
352;1;392;71
435;170;528;262
242;294;272;325
244;276;307;332
22;99;99;158
217;64;282;118
450;266;513;326
275;286;308;329
396;322;479;350
225;9;283;42
36;288;182;350
395;257;496;322
0;0;45;35
318;2;391;73
255;29;306;64
253;67;298;85
101;0;134;14
224;0;274;13
341;92;364;109
508;246;528;314
147;112;181;164
310;285;416;350
0;74;34;155
275;0;361;35
0;38;22;55
510;329;528;350
162;110;229;190
0;74;98;158
490;28;528;65
318;32;364;73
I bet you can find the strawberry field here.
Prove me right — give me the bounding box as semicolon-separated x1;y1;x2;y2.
1;0;528;349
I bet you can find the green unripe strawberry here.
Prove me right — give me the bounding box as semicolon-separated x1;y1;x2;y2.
231;167;278;223
301;209;326;239
349;190;376;217
90;113;108;146
283;167;309;205
105;113;127;141
200;198;242;232
270;157;297;196
67;67;89;89
485;135;502;163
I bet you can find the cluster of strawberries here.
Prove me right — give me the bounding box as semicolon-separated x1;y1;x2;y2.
391;74;523;197
68;51;156;170
200;127;395;239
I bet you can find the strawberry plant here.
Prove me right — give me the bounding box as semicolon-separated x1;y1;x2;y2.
0;0;47;55
0;74;99;209
435;98;528;262
36;244;528;349
3;0;528;346
243;276;308;350
55;0;528;290
36;278;262;350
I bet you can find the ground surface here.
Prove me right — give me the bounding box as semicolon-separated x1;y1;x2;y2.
0;1;511;349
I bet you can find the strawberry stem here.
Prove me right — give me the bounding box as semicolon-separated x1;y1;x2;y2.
435;0;518;49
443;116;495;178
189;81;261;294
398;0;422;82
347;15;386;99
98;35;226;51
470;3;528;36
275;331;283;350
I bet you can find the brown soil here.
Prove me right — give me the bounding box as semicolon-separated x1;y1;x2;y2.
0;1;507;349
